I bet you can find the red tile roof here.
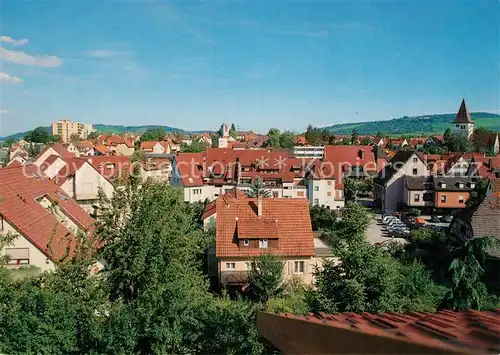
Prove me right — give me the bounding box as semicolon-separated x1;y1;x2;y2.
0;167;94;262
93;144;113;155
105;135;134;148
84;156;134;183
259;309;500;354
53;158;87;185
215;195;315;258
38;143;76;160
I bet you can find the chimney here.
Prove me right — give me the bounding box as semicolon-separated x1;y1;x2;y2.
257;195;263;217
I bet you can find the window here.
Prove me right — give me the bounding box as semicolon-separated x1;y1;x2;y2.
294;261;305;274
458;183;464;189
314;186;319;191
327;191;332;197
314;198;319;205
225;262;236;270
412;157;418;163
461;125;465;129
414;194;420;202
441;183;446;188
456;124;459;128
243;239;249;246
458;195;464;203
327;180;332;186
245;262;251;270
470;183;476;189
441;195;447;202
259;239;268;248
4;248;29;265
412;168;418;175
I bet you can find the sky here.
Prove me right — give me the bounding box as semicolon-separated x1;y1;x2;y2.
0;0;499;137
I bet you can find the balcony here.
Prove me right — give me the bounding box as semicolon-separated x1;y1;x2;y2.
220;270;249;285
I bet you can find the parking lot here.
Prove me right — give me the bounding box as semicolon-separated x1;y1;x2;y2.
365;214;407;245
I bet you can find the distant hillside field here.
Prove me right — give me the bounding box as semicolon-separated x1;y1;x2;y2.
323;112;500;136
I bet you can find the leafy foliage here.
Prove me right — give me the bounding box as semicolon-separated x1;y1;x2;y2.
309;204;337;231
180;138;209;153
442;237;500;311
140;127;166;142
24;126;60;144
247;254;285;304
245;177;271;198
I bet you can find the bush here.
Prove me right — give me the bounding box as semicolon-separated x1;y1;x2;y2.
405;208;421;217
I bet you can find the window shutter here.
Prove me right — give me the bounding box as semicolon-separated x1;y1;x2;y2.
303;261;308;274
288;261;293;275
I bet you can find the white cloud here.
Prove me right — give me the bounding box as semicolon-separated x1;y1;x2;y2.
0;47;61;67
86;49;133;58
0;35;28;46
0;109;10;114
0;72;23;83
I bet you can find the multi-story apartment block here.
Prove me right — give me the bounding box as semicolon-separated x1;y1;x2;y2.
52;120;96;143
171;148;352;209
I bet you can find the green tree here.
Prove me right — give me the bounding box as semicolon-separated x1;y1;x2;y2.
343;177;360;202
247;254;285;304
245;177;271;198
140;127;166;142
443;237;499;311
466;178;489;208
279;131;295;149
87;131;99;140
25;126;49;143
310;204;337;231
266;128;281;148
229;123;237;137
180;139;208;153
350;129;359;145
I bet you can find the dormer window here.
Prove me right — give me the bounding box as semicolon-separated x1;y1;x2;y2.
441;182;446;188
458;183;464;189
243;239;249;246
470;183;476;189
259;239;268;248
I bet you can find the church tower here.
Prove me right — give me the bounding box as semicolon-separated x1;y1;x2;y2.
452;99;474;140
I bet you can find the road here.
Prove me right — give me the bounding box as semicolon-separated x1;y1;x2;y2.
365;214;407;245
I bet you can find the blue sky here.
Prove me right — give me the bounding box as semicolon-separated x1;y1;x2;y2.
1;0;498;136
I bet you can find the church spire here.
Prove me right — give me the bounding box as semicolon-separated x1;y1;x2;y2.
453;99;473;124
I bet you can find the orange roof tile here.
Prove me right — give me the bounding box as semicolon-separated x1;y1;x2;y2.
0;167;94;262
215;195;315;258
259;309;500;354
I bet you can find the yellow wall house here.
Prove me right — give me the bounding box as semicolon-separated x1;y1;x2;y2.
206;192;325;288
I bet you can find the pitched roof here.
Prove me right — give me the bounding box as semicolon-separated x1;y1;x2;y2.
454;99;474;124
215;195;315;258
490;178;500;194
405;176;434;190
375;150;418;186
433;176;475;191
84;156;133;183
258;309;500;354
38;143;77;160
93;144;113;155
470;194;500;239
0;167;94;262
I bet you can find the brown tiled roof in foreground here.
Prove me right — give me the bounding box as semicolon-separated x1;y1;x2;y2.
216;194;315;258
0;167;94;262
257;309;500;355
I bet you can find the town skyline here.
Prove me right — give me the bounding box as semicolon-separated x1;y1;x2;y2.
1;1;498;136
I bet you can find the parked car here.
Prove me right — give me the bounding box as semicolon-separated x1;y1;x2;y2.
383;216;398;223
441;215;453;223
430;215;441;223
